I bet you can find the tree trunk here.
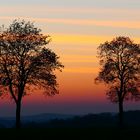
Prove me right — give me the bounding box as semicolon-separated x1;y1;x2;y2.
16;101;21;129
118;100;123;128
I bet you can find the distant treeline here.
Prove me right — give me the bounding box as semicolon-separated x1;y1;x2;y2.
23;110;140;128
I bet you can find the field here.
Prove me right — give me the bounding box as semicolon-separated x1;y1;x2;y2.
1;127;140;139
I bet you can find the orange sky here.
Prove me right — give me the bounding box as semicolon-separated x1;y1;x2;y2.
0;0;140;116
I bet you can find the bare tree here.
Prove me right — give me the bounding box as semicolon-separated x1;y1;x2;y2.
95;36;140;127
0;19;64;128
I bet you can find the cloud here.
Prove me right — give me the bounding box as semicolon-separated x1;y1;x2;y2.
29;17;140;29
0;16;140;29
0;5;140;15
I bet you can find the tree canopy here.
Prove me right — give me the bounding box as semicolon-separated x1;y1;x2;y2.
0;19;63;100
95;36;140;102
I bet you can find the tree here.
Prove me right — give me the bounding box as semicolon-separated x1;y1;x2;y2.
0;19;64;128
95;36;140;127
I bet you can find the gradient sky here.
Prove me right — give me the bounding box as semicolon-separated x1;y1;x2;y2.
0;0;140;116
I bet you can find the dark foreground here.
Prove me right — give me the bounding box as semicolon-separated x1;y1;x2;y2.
1;127;140;139
1;111;140;139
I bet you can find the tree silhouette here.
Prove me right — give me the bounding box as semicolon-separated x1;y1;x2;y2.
0;19;64;128
95;36;140;127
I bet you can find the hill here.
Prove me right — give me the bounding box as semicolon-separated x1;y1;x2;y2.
0;113;75;128
1;110;140;128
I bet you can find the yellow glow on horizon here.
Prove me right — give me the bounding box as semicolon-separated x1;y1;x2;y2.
51;33;140;45
51;34;112;45
62;55;98;63
63;67;99;74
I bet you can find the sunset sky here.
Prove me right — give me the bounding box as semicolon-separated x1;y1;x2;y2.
0;0;140;116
